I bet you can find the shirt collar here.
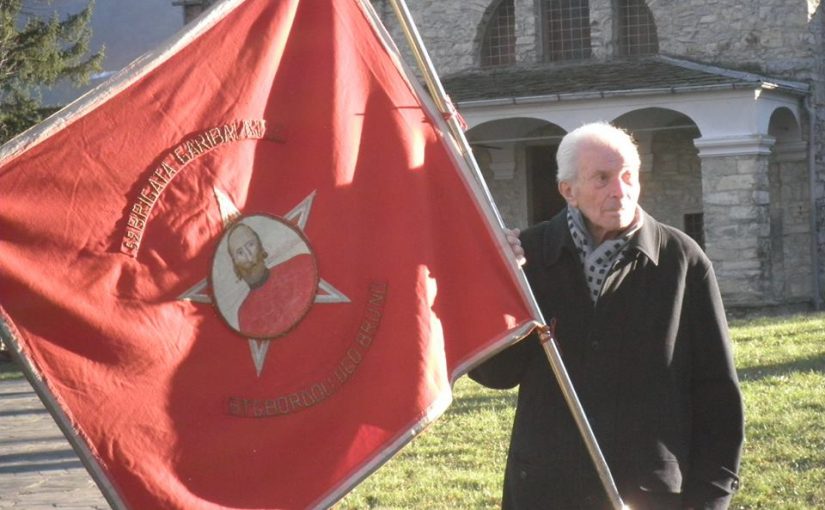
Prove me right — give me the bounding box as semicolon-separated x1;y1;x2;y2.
627;208;660;266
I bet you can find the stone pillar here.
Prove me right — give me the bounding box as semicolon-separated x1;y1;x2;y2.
515;0;539;64
695;135;776;307
589;0;614;60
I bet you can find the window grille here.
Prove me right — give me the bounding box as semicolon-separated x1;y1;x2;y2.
542;0;592;62
684;213;705;250
618;0;658;56
481;0;516;67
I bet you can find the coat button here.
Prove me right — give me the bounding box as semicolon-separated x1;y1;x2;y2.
519;470;527;480
590;340;600;350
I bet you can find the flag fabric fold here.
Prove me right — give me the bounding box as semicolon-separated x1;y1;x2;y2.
0;0;538;508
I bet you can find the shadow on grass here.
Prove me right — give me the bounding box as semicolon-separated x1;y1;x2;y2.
730;311;825;341
447;392;517;416
737;352;825;382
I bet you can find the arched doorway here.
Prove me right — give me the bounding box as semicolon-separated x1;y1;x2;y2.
767;106;811;304
467;118;566;227
613;108;702;245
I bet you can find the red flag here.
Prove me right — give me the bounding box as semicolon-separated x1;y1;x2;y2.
0;1;537;508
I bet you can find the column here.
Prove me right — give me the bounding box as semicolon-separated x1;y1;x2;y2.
695;135;776;307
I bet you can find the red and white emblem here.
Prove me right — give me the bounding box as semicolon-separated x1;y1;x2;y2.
212;215;318;339
179;189;350;376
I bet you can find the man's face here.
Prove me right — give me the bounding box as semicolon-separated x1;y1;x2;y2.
228;225;268;286
558;141;640;243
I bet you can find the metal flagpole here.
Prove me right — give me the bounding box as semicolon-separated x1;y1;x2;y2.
383;1;628;508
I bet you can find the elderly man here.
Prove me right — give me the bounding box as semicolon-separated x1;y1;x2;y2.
471;122;743;510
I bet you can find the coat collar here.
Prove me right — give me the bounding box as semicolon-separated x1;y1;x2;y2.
541;207;661;266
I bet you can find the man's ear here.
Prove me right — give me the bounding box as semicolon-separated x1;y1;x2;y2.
558;180;576;207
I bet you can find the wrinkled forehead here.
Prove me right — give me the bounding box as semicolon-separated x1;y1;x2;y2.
580;138;640;170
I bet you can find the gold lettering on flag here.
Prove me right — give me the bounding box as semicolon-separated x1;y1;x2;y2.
121;119;281;257
227;281;387;418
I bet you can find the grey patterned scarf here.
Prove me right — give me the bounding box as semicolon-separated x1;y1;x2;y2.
567;207;643;303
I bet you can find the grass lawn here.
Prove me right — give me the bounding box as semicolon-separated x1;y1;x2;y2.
729;313;825;509
2;313;823;508
338;312;825;509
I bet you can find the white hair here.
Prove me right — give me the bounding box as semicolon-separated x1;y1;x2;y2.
556;122;640;183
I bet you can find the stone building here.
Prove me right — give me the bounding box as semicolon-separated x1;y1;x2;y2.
370;0;825;311
173;0;824;311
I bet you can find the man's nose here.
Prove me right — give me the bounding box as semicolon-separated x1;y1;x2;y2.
607;176;625;197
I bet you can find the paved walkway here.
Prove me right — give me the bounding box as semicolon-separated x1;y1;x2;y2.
0;377;108;509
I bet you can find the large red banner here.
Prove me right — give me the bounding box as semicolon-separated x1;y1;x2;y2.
0;1;537;508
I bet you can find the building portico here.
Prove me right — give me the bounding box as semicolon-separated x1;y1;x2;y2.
447;58;812;307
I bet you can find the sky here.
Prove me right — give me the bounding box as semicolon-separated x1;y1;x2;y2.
33;0;184;106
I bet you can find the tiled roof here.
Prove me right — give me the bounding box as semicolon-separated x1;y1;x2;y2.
441;56;808;103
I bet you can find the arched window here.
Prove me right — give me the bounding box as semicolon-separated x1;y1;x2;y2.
617;0;658;56
542;0;592;62
481;0;516;67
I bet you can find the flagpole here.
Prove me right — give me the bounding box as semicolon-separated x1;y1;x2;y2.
382;2;628;509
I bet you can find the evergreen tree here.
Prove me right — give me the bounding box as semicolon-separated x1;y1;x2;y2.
0;0;103;144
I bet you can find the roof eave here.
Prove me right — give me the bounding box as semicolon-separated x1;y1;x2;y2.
455;81;807;109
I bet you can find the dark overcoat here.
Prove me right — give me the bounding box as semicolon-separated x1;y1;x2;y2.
470;209;744;510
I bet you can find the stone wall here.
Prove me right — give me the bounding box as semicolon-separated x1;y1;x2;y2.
381;0;819;78
768;157;814;303
649;0;815;77
589;0;615;60
180;0;217;24
810;3;825;305
374;0;539;75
